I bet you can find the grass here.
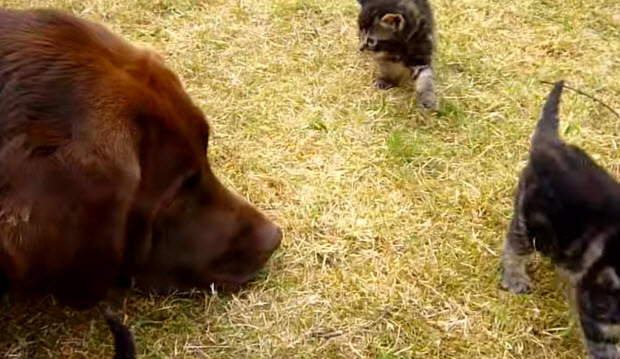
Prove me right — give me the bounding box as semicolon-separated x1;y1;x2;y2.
0;0;619;357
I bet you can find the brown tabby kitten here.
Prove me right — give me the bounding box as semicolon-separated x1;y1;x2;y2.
357;0;437;110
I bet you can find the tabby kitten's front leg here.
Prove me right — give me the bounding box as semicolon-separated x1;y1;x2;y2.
374;56;410;90
412;65;438;111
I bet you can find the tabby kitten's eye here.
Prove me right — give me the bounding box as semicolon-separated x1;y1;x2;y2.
367;37;377;48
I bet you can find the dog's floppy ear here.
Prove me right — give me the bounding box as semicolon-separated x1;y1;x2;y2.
119;95;192;277
118;102;164;276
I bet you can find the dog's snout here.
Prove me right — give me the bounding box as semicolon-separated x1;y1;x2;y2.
258;222;282;255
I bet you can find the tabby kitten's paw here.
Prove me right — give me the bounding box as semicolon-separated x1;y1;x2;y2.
374;78;396;90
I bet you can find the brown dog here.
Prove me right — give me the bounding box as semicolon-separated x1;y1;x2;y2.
0;7;282;355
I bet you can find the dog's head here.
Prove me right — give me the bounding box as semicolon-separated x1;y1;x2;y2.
0;8;283;308
117;52;282;293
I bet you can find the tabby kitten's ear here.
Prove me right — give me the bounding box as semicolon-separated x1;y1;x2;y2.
380;13;406;31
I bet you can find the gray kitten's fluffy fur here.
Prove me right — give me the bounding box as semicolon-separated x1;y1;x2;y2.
502;81;620;359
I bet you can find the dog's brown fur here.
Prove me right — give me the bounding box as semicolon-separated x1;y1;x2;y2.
0;8;281;309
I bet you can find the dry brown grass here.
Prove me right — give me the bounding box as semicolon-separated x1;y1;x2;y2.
1;0;620;358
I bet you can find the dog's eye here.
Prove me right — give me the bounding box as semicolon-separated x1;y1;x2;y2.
181;172;201;190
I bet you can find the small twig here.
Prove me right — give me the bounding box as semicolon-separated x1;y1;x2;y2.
539;80;620;119
310;329;345;339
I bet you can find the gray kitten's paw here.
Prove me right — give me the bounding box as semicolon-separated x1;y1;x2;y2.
413;66;438;111
587;341;620;359
588;353;620;359
374;78;396;90
501;270;532;294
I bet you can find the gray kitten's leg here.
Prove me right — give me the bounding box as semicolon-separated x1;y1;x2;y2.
586;341;619;359
412;65;438;111
501;212;534;294
581;316;620;359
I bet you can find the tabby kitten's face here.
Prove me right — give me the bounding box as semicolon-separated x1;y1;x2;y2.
356;0;438;110
357;2;419;55
359;13;403;53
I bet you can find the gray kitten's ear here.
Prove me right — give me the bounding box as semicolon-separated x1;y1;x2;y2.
597;267;620;290
380;13;406;31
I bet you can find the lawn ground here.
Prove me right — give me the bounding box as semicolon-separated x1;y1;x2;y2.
1;0;620;358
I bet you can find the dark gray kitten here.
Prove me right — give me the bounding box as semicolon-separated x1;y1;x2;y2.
357;0;437;110
501;81;620;359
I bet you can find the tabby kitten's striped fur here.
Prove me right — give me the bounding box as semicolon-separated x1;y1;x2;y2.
357;0;437;110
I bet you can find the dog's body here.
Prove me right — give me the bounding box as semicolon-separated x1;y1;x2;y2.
501;81;620;359
357;0;438;110
0;9;281;358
